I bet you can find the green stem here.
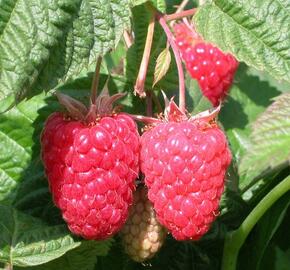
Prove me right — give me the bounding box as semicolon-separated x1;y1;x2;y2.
222;175;290;270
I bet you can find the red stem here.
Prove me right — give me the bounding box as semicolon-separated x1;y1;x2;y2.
123;30;133;48
134;13;155;98
90;57;102;105
155;12;186;113
165;8;197;21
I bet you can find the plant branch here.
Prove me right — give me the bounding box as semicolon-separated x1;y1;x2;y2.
222;175;290;270
175;0;190;13
4;263;12;270
153;9;186;113
134;13;155;98
90;56;102;105
123;29;133;48
165;8;197;22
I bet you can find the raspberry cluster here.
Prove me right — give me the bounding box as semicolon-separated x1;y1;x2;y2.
174;23;239;106
121;186;166;262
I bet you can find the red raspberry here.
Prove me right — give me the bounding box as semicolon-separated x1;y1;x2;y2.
140;101;231;241
121;186;166;262
174;22;239;106
41;93;140;240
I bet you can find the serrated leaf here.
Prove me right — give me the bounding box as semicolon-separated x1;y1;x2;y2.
0;206;80;267
194;0;290;83
239;93;290;190
153;47;172;87
0;0;131;109
219;65;282;161
131;0;166;12
20;240;113;270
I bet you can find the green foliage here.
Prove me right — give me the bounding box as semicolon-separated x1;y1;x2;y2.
0;0;290;269
194;0;290;83
0;0;131;110
20;240;113;270
0;205;80;267
239;92;290;190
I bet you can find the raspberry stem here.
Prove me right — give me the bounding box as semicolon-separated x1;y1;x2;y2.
222;175;290;270
165;8;197;22
134;13;155;98
90;56;102;105
154;9;186;113
123;29;133;48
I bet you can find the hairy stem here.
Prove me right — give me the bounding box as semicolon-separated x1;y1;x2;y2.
154;10;186;112
175;0;190;13
134;13;155;98
90;57;102;105
123;29;133;48
222;175;290;270
165;8;197;21
4;263;12;270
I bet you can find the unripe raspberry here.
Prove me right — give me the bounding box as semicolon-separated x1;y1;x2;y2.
121;186;166;262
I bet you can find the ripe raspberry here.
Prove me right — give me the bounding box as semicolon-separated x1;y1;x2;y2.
174;22;239;106
121;186;166;262
140;101;231;241
41;92;140;240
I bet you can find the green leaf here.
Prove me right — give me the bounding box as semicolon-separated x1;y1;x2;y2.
274;247;290;270
238;193;290;270
0;92;48;203
185;76;212;114
0;0;131;109
131;0;166;12
20;240;113;270
0;205;80;267
194;0;290;83
239;92;290;190
153;47;172;87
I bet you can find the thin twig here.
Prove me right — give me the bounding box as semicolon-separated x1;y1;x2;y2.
134;13;155;98
123;30;133;48
4;263;12;270
175;0;190;14
165;8;197;21
90;57;102;105
154;10;186;113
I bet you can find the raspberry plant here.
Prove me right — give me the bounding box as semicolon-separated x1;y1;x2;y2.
0;1;290;270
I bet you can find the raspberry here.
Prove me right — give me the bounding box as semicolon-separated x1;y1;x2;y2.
140;101;231;241
174;22;239;106
41;92;140;240
121;186;166;262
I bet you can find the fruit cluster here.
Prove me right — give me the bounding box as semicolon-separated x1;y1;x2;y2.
41;21;234;263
